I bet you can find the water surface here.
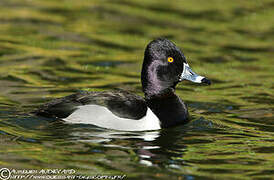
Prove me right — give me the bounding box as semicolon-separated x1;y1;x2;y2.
0;0;273;179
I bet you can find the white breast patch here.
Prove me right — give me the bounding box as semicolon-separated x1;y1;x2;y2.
63;105;161;131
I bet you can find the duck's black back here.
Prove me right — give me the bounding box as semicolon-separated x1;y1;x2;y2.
35;91;147;120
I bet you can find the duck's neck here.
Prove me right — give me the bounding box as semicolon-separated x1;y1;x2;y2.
145;90;189;128
143;87;175;99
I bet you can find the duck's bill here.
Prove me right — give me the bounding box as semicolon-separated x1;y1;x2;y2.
180;63;211;85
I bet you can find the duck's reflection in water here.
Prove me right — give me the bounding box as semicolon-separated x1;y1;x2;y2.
67;125;188;167
40;115;214;170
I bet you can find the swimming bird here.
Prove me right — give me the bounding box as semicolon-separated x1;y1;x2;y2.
35;38;211;131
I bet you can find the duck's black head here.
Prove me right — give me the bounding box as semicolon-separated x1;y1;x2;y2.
141;38;211;98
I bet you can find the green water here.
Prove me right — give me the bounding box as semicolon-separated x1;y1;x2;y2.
0;0;273;179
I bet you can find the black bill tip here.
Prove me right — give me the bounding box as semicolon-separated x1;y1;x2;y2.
201;78;211;85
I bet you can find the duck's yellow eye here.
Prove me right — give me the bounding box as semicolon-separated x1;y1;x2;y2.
168;57;174;63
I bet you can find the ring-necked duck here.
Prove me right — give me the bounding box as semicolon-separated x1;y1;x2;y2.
35;38;211;131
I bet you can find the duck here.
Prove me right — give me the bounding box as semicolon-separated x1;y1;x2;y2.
35;38;211;131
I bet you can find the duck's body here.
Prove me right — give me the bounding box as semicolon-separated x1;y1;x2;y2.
36;38;210;131
36;90;188;131
36;91;159;131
